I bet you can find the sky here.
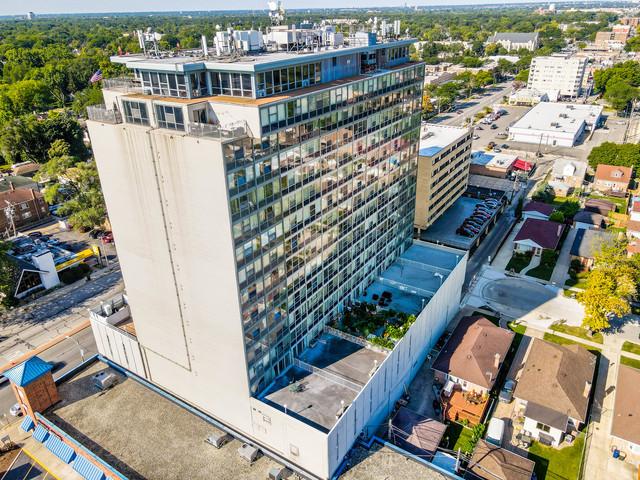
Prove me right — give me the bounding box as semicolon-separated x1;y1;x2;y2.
0;0;569;16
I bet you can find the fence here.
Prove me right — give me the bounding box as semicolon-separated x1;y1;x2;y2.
102;77;143;93
293;358;362;392
324;326;391;354
187;120;252;141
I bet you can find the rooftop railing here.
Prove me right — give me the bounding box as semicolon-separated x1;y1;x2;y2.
87;105;123;124
102;77;143;93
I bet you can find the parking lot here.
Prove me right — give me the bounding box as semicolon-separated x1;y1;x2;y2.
471;104;629;164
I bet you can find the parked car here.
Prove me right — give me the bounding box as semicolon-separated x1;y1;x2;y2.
47;238;61;246
493;147;502;153
27;231;43;239
101;232;114;244
499;379;516;403
491;124;498;129
501;144;509;149
89;229;105;239
9;403;22;417
472;134;480;140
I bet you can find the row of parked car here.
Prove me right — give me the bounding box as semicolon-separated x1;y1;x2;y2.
456;199;501;237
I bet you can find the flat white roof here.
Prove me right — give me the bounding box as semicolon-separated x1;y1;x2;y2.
470;150;518;169
419;124;468;157
510;102;603;135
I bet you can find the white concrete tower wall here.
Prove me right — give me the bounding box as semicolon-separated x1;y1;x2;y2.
88;121;255;434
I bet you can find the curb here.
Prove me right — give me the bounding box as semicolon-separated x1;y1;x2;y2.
0;320;91;373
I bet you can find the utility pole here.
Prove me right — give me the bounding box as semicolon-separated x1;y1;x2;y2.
623;97;637;144
3;201;16;239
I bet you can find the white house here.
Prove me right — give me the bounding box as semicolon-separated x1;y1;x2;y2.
514;339;596;446
522;201;555;221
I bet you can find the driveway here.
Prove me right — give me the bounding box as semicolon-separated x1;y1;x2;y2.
549;227;578;286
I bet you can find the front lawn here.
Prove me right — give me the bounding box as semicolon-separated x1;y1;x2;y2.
506;252;532;273
528;432;585;480
621;341;640;356
542;333;602;354
565;273;588;289
550;323;603;344
526;250;558;281
620;355;640;370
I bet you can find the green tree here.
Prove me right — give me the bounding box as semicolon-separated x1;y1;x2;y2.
0;241;18;307
603;80;639;112
515;69;529;82
577;241;640;331
549;211;565;223
625;36;640;52
588;142;640;170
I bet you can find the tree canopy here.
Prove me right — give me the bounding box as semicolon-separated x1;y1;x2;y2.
588;142;640;170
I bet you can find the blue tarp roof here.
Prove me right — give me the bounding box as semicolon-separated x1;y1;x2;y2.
3;356;53;387
470;151;495;166
419;145;443;157
19;416;34;432
32;424;49;443
73;455;106;480
45;435;76;464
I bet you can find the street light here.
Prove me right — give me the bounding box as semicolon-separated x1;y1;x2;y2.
66;335;85;362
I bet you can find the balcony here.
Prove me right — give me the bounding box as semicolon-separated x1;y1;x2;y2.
188;120;251;142
102;77;143;94
87;105;122;124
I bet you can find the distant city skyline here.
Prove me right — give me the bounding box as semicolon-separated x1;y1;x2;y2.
0;0;607;17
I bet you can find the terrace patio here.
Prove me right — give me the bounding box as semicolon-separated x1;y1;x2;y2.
442;388;489;426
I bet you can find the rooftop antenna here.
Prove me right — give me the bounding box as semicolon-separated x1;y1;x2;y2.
268;1;285;27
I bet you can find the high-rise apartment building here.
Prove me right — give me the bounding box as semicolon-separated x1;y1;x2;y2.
527;55;587;99
414;124;472;232
86;25;465;479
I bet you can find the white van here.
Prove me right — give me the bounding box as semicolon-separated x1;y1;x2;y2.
486;418;506;446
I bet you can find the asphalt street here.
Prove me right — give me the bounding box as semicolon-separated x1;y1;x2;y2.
0;327;97;421
432;81;513;127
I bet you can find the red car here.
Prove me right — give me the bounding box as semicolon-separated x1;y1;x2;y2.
101;232;114;244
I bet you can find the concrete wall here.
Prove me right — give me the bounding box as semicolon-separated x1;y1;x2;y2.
87;120;255;438
90;318;146;378
509;126;582;147
523;416;564;446
326;245;467;477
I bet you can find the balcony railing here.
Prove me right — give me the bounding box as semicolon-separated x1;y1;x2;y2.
187;120;252;141
87;105;123;124
102;77;143;94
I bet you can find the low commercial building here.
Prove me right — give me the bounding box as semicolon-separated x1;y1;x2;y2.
595;25;632;50
513;218;564;255
593;164;633;193
508;88;551;106
433;315;514;396
514;339;596;447
508;102;603;147
470;151;518;178
570;228;616;269
527;55;588;99
486;32;539;52
414;124;473;232
610;365;640;458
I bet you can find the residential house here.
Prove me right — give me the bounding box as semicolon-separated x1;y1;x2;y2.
593;164;632;193
0;184;49;237
486;32;539;52
514;339;596;446
626;240;640;257
465;439;535;480
513;218;565;255
610;365;640;457
522;201;554;221
570;228;616;269
551;158;587;190
433;315;515;395
573;210;606;230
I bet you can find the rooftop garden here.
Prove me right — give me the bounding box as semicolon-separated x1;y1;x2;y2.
334;301;416;350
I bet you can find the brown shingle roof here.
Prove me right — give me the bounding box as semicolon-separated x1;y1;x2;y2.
514;339;596;423
594;164;632;184
465;439;535;480
611;364;640;446
627;220;640;233
513;218;565;250
432;316;514;389
0;188;42;205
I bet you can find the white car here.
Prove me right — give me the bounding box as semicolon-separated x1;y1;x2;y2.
9;403;22;417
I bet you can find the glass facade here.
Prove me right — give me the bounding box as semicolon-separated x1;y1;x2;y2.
122;100;150;126
140;71;188;98
256;62;322;97
224;63;424;394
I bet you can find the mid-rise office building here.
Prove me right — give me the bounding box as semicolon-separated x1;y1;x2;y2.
414;124;472;232
527;55;587;99
86;25;466;479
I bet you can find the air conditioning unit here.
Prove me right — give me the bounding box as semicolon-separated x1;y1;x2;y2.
205;432;232;449
238;443;260;463
268;467;292;480
257;89;267;98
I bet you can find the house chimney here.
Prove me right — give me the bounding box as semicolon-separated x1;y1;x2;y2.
494;353;501;369
557;224;562;237
583;381;591;398
9;181;14;192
